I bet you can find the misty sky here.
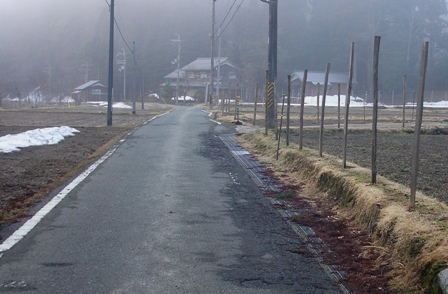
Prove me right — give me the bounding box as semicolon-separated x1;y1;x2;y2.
2;0;448;97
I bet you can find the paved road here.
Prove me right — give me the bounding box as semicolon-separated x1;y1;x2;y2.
0;107;342;293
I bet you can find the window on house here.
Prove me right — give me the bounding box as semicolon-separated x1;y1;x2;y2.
200;72;208;79
188;72;195;79
229;73;236;80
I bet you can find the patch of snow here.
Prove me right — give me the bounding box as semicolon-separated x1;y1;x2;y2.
171;96;195;101
0;126;79;153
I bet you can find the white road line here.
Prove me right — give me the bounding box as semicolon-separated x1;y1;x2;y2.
210;119;222;125
0;113;166;256
0;146;118;255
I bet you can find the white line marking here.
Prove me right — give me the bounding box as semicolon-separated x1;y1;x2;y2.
210;119;222;125
0;146;118;255
0;114;166;256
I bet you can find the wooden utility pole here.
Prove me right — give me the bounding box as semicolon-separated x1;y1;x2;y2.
106;0;115;126
209;0;217;109
261;0;277;130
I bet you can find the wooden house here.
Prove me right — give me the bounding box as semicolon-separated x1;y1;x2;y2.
162;57;240;102
72;80;107;103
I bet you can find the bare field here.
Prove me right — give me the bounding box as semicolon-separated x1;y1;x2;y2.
227;104;448;204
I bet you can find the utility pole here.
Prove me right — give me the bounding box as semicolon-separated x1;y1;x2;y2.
216;28;222;106
132;41;137;114
80;63;91;83
209;0;217;109
43;65;52;96
171;34;181;104
261;0;277;130
107;0;114;126
117;48;126;101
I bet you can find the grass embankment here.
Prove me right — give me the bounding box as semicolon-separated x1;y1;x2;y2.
235;130;448;293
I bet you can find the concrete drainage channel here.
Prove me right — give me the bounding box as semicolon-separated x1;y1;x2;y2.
219;134;349;293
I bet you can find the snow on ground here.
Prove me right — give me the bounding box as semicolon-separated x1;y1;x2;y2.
88;101;133;109
304;95;365;107
171;96;195;101
0;126;79;153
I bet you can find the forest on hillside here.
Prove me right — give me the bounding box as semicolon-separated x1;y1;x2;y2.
0;0;447;102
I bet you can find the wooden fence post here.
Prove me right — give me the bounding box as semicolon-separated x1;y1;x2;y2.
299;70;308;150
253;83;259;126
276;91;286;160
338;83;341;129
402;75;407;128
316;83;320;123
372;36;381;184
265;70;269;136
410;42;430;211
286;75;291;146
319;63;331;157
343;42;355;168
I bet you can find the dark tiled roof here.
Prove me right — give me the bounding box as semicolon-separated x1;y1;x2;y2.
75;80;106;90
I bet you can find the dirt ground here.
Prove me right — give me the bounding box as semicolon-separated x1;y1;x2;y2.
0;103;172;227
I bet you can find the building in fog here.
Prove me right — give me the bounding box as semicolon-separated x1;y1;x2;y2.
162;57;240;102
71;80;107;103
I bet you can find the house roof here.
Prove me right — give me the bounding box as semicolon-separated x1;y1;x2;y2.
74;80;106;90
164;70;185;80
183;57;234;71
164;57;238;79
291;70;355;85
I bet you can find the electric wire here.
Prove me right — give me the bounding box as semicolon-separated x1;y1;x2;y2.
217;0;245;38
216;0;237;35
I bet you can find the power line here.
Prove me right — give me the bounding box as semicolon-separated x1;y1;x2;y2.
114;18;134;53
217;0;245;38
216;0;237;35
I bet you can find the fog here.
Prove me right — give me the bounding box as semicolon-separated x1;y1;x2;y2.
1;0;447;102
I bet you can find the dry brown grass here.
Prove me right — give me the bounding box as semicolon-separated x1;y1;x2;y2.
235;130;448;293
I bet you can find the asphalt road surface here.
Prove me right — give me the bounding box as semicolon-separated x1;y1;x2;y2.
0;107;343;293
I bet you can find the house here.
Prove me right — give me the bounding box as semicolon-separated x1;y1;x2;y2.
71;80;107;103
291;70;355;97
162;57;240;102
